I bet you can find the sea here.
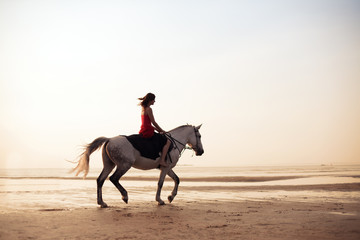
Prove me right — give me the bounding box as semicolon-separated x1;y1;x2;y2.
1;165;359;211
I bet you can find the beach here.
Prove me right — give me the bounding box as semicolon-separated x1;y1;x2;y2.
1;166;360;239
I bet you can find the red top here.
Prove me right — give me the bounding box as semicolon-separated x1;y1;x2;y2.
139;114;154;138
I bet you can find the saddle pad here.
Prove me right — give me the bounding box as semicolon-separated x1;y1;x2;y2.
125;133;172;160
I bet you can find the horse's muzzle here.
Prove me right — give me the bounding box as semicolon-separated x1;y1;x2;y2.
196;149;204;156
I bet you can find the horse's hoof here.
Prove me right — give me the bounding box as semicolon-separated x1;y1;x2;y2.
158;201;166;206
122;196;128;204
168;196;174;203
100;203;108;208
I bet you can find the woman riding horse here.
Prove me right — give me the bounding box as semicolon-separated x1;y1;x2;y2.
138;93;171;167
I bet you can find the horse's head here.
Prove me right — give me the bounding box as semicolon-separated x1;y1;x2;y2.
188;124;204;156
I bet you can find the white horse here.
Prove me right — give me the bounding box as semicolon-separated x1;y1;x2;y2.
72;124;204;207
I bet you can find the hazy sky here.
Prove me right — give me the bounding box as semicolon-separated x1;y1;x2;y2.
1;0;359;168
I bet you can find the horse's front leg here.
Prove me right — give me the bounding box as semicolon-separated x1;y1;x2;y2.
167;170;180;203
156;168;168;205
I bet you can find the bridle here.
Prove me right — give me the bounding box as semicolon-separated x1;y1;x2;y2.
193;127;202;154
164;126;201;158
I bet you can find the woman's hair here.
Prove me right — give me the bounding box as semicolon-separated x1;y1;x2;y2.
138;93;156;107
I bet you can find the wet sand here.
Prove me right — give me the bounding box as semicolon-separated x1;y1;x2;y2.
1;183;359;240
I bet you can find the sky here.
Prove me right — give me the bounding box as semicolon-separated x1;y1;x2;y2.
0;0;359;168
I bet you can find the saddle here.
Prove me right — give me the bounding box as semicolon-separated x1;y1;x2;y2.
125;133;173;160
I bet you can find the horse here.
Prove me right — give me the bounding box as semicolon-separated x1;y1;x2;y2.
72;124;204;207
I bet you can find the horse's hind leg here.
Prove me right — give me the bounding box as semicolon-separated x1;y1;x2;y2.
97;148;115;208
109;163;132;204
167;170;180;203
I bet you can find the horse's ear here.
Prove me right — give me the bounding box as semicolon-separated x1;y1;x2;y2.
196;124;202;130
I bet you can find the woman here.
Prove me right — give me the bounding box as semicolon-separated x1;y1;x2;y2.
138;93;171;167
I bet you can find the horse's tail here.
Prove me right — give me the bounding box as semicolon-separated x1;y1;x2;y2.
71;137;110;178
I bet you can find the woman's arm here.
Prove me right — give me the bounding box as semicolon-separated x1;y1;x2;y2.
146;107;165;133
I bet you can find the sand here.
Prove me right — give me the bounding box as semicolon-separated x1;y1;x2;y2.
1;183;360;240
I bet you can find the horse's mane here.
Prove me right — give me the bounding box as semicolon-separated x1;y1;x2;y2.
169;124;193;132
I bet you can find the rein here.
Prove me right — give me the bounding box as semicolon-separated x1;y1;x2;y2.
164;126;199;158
164;132;189;157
